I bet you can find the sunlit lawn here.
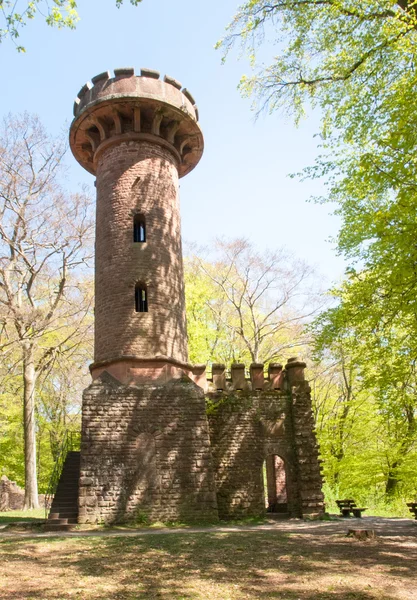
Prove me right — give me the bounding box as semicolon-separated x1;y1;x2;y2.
1;529;416;599
0;509;45;524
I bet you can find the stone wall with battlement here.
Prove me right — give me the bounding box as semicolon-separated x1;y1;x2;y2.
78;359;324;524
206;359;324;519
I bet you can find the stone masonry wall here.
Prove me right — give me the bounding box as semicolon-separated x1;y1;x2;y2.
206;361;324;519
0;476;46;511
207;391;301;518
94;140;188;365
0;476;25;511
79;372;218;524
289;380;325;515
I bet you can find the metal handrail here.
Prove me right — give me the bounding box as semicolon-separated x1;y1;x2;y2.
44;430;81;520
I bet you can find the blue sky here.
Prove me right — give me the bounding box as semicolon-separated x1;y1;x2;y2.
1;0;345;284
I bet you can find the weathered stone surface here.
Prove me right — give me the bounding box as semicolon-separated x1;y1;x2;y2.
79;374;218;524
78;363;324;524
206;370;324;519
68;70;324;527
92;140;188;367
0;476;46;511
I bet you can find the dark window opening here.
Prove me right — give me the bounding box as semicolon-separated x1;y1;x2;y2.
133;215;146;243
135;285;148;312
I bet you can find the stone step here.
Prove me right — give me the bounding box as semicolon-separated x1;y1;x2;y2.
51;510;78;517
46;451;80;525
47;518;68;525
44;523;76;532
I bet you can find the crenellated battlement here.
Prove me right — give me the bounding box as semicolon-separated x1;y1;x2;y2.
90;356;307;390
193;358;307;393
70;67;203;177
73;67;199;120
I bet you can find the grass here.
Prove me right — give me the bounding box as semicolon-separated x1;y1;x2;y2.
0;508;45;524
322;484;414;519
0;527;416;599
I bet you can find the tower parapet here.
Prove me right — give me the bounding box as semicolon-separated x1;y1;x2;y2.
70;68;203;381
71;67;202;177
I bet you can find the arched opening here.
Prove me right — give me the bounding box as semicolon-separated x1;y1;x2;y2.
135;284;148;313
263;455;287;514
133;214;146;243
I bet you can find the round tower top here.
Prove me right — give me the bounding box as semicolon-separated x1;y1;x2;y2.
69;67;204;177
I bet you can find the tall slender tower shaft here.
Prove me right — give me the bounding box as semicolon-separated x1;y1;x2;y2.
70;68;203;383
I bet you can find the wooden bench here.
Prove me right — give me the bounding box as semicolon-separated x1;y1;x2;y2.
406;502;417;520
336;499;367;518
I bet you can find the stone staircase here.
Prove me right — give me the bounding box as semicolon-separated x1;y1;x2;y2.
45;451;80;531
267;502;290;519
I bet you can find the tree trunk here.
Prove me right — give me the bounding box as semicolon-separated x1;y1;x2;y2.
385;473;399;496
23;345;39;509
385;461;400;497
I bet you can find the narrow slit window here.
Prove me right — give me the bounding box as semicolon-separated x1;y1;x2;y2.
135;285;148;313
133;215;146;243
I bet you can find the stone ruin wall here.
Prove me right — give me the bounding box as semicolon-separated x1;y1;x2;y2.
206;361;324;519
78;360;324;524
0;475;46;511
207;390;300;518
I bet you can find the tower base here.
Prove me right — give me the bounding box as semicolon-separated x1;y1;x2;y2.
79;372;218;524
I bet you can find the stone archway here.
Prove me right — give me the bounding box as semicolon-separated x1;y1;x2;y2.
264;454;287;514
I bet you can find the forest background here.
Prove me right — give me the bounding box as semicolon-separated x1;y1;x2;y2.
1;0;417;515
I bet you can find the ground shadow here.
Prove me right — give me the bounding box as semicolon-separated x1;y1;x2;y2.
1;528;417;599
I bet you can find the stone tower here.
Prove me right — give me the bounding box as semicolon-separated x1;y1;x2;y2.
69;68;324;525
70;67;203;385
71;69;218;524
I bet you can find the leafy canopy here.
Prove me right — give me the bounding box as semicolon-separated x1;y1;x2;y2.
0;0;143;51
219;1;417;503
218;1;417;375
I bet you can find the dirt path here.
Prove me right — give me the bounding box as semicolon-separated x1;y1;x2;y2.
1;515;416;539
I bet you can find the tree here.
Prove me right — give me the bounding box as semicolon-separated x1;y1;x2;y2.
310;342;357;486
185;258;232;364
185;238;322;364
0;113;94;508
313;299;417;499
0;0;143;51
219;2;417;475
218;2;417;291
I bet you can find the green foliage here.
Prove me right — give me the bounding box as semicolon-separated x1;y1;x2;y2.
185;239;318;365
0;381;25;487
184;258;233;365
0;358;83;493
0;0;143;50
311;319;417;507
220;0;417;510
